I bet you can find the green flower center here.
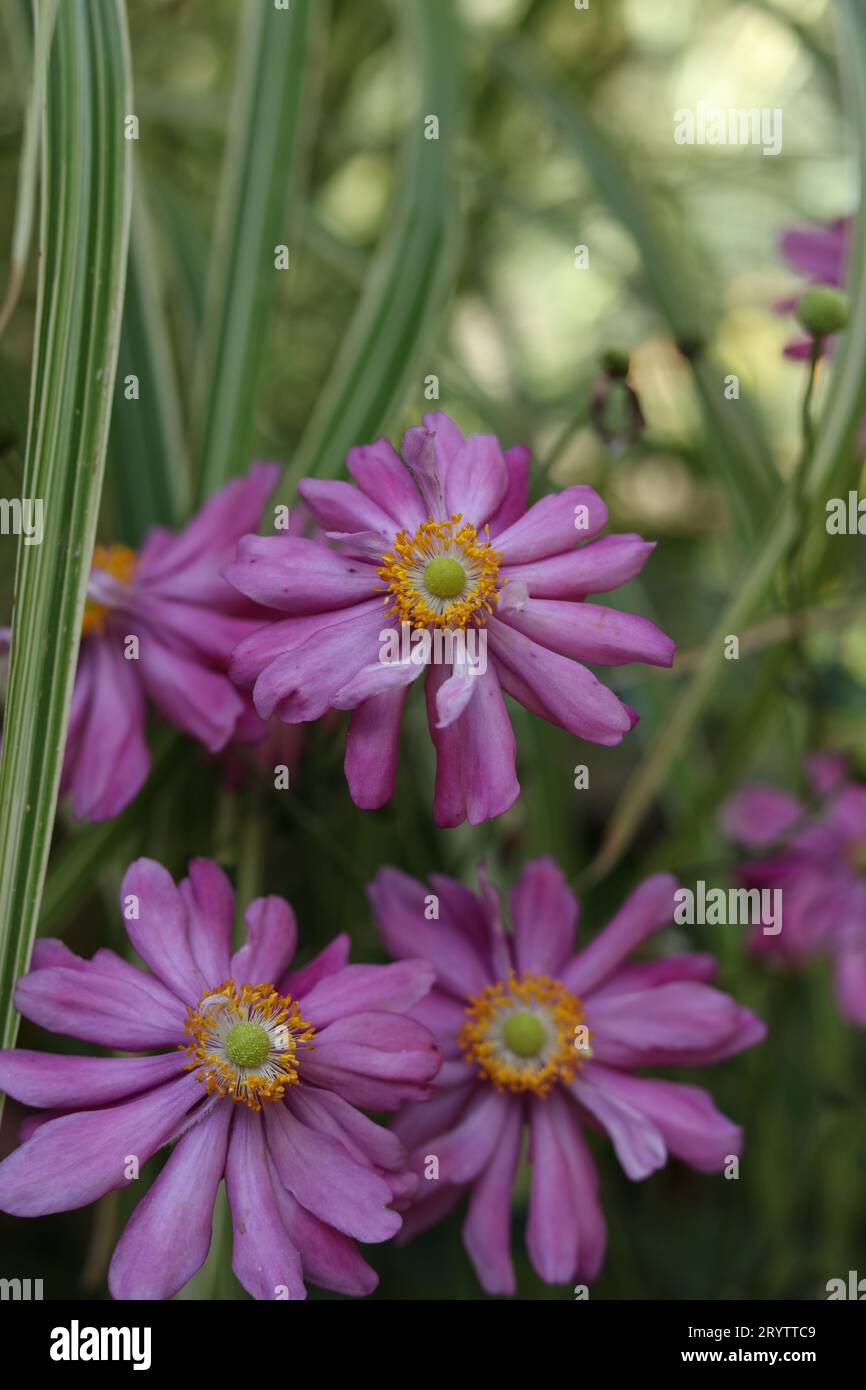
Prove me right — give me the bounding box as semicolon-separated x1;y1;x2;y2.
423;555;466;600
224;1021;271;1068
502;1010;546;1058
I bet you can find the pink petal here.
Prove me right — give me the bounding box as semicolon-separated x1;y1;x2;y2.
227;1105;306;1299
425;659;520;827
344;686;408;810
121;858;206;1002
109;1101;231;1299
562;874;679;997
443;434;508;527
502;533;655;597
494;485;607;562
500;598;674;667
463;1097;522;1294
231;895;297;983
511;856;579;976
0;1072;201;1216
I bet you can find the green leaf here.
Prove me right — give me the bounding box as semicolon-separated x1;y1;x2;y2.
0;0;59;335
191;0;324;501
0;0;132;1059
275;0;461;502
104;175;189;541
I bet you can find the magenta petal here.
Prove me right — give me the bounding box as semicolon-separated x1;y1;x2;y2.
265;1151;378;1295
367;866;491;999
502;533;655;598
280;934;350;998
719;785;803;847
225;535;376;614
488;616;633;745
588;1068;743;1172
252;601;384;722
347;437;426;532
463;1096;522;1295
392;1080;477;1152
570;1066;667;1180
588;981;750;1067
138;463;279;598
779;220;847;283
138;635;245;752
562;874;679;997
109;1101;231;1299
424;1085;510;1184
425;660;519;828
443;434;508;526
231;895;297;984
500;598;675;668
289;1086;406;1172
298;477;396;541
180;858;234;986
345;686;407;810
511;857;579;976
14;948;184;1050
227;1105;306;1300
121;858;205;1002
0;1071;201;1216
301;1011;441;1108
0;1049;181;1110
64;639;149;822
495;485;607;562
264;1099;400;1242
526;1091;581;1284
299;959;434;1027
833;948;866;1025
590;953;718;997
488;444;531;534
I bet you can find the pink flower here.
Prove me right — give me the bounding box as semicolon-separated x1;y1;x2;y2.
0;857;441;1300
721;755;866;1024
368;857;764;1293
57;464;279;821
226;414;674;828
777;218;848;359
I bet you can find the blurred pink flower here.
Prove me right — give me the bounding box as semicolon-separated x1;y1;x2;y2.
721;754;866;1024
59;464;278;821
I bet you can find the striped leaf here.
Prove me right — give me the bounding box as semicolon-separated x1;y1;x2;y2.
0;0;133;1056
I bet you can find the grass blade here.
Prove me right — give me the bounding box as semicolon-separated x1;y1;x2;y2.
192;0;323;501
105;176;189;541
0;0;132;1055
276;0;461;501
0;0;58;335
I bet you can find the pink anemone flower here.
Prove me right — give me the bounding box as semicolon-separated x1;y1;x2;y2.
721;754;866;1025
225;413;674;828
0;857;441;1300
57;463;278;821
368;856;765;1294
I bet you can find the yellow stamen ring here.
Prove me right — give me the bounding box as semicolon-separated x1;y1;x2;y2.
377;514;503;630
458;971;588;1097
82;543;137;637
182;979;316;1111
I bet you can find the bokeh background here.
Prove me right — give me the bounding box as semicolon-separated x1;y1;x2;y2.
1;0;865;1299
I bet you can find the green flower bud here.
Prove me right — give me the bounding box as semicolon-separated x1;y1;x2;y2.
796;286;849;339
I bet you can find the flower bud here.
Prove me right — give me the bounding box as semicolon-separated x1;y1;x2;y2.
796;286;849;338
